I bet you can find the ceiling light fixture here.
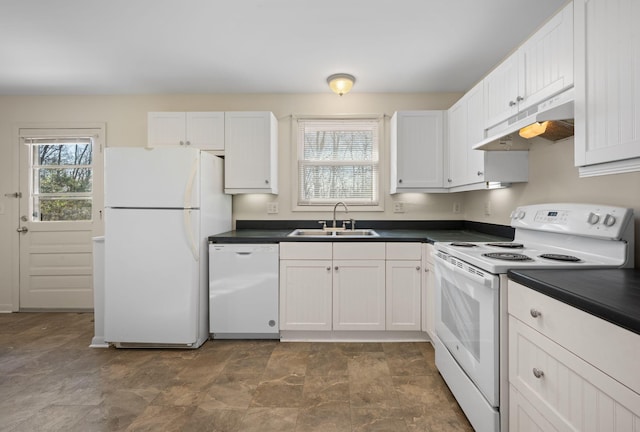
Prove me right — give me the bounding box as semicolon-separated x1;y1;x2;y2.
519;121;549;139
327;73;355;96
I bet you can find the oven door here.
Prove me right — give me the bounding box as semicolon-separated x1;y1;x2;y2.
434;250;499;407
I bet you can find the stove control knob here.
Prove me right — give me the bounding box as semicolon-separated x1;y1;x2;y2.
587;212;600;225
603;214;616;227
518;211;526;219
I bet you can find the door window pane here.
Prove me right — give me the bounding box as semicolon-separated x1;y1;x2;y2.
27;140;93;221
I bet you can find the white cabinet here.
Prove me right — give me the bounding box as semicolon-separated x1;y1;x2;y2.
447;81;529;190
147;112;225;150
224;111;278;194
484;3;573;129
574;0;640;176
390;111;445;193
508;280;640;431
385;243;421;331
280;242;426;335
421;243;435;340
279;243;332;331
333;243;386;331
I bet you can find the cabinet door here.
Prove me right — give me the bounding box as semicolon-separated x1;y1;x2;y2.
510;385;560;432
466;82;486;183
385;260;421;331
186;112;225;150
446;100;468;187
280;260;332;331
575;0;640;174
484;55;519;128
147;112;187;147
422;244;436;339
225;111;278;193
333;260;385;330
390;111;444;191
519;2;573;110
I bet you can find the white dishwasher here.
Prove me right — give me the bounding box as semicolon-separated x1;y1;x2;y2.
209;243;279;339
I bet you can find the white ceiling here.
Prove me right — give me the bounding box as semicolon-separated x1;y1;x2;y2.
0;0;568;95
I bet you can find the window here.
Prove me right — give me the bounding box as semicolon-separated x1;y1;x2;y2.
24;136;95;221
297;117;380;206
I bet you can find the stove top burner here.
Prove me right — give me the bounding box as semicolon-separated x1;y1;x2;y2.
482;252;533;261
450;242;478;247
486;242;524;249
539;254;581;262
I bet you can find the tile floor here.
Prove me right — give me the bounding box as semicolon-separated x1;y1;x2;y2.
0;312;473;432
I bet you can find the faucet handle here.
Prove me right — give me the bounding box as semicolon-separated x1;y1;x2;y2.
342;220;351;229
350;218;356;231
317;220;327;230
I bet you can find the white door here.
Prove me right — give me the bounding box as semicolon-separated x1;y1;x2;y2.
104;208;199;344
279;259;333;331
332;259;386;331
18;127;104;309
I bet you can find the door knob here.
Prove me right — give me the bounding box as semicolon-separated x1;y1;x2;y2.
17;226;28;233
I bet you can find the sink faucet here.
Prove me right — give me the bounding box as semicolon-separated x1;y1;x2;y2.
332;202;349;229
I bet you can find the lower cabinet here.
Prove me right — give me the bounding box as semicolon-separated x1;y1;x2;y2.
508;281;640;431
279;242;423;333
421;243;436;339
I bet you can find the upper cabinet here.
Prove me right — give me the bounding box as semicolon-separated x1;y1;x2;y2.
484;3;574;130
148;112;225;151
447;81;529;190
574;0;640;176
390;111;445;193
224;111;278;194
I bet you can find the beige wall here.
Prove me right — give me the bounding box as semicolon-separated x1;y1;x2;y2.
1;93;639;310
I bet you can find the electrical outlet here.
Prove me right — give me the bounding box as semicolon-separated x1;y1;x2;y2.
393;202;405;213
453;202;462;214
484;201;492;216
266;202;279;214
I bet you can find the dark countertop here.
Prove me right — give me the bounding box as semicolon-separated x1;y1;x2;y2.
208;228;510;244
508;269;640;335
209;220;514;244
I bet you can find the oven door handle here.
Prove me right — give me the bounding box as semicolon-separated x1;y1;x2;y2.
435;254;492;287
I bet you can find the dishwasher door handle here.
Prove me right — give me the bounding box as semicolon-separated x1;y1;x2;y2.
235;252;253;256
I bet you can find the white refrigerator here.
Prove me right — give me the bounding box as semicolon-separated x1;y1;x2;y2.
104;147;231;348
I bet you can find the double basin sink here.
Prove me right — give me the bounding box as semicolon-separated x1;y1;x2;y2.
288;228;379;238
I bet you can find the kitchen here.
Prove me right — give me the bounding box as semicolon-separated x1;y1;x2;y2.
1;0;640;431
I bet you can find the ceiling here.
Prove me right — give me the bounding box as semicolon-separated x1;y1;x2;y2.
0;0;568;95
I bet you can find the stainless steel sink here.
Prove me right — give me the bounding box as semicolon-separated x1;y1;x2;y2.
288;228;379;238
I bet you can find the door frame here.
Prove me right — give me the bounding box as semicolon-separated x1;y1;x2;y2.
11;122;106;311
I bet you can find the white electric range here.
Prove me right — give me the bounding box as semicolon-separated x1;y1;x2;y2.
432;203;635;432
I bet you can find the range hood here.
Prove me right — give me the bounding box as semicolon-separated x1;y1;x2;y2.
473;87;574;151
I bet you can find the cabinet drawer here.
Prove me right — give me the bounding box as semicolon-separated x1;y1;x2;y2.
280;242;332;260
509;316;640;430
508;280;640;394
333;242;385;260
386;242;422;260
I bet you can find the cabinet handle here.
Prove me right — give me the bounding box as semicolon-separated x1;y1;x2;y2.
424;268;429;273
179;140;185;146
516;96;524;102
447;178;452;183
398;179;403;184
334;266;339;271
530;308;542;318
186;140;191;146
509;101;517;107
532;368;544;379
265;180;269;184
326;267;331;271
416;266;421;271
477;171;483;176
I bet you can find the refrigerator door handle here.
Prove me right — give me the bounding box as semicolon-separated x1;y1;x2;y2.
184;209;199;262
183;158;198;209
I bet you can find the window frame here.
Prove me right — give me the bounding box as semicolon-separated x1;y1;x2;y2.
291;114;385;212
